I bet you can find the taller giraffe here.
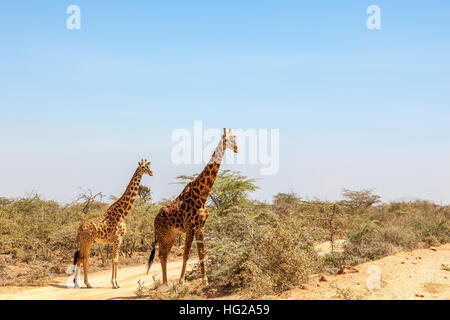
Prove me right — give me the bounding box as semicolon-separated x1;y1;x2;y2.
147;129;238;291
67;160;153;289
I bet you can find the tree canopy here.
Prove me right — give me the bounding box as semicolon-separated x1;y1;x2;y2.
175;170;259;213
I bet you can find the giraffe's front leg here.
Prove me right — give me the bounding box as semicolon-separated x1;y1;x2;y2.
111;240;122;289
179;230;195;284
196;229;208;286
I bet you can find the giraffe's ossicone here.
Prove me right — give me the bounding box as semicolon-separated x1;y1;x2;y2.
66;159;153;289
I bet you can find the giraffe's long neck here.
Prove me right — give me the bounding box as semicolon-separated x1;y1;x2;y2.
108;168;143;219
189;138;226;204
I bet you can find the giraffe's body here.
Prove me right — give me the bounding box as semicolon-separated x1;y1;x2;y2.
68;160;153;289
147;129;238;291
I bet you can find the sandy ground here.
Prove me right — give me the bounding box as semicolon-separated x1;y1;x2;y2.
0;259;197;300
314;239;347;256
279;243;450;300
1;244;449;300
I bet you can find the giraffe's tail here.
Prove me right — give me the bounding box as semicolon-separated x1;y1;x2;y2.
66;250;80;275
146;240;157;275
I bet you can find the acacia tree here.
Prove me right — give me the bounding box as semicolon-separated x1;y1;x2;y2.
272;192;302;216
138;185;152;202
75;188;104;215
175;170;258;214
320;204;344;253
341;188;381;213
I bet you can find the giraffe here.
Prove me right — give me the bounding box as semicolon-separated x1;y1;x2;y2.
147;128;238;291
67;159;153;289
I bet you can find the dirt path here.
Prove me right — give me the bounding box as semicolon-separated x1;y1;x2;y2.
0;259;197;300
279;243;450;300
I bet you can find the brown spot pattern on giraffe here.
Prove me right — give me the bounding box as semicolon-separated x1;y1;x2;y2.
74;160;152;288
150;130;238;287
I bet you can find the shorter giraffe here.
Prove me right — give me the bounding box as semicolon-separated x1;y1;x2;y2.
147;129;238;291
67;160;153;289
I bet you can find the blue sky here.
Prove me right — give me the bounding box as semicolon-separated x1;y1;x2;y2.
1;1;450;203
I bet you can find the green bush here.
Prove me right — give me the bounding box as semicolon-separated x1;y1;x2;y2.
187;203;319;298
240;224;318;297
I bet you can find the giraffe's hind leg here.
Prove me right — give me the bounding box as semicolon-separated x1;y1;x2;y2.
82;242;93;288
157;230;177;292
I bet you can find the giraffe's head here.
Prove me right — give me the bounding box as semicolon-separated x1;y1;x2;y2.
137;159;154;176
223;128;239;153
